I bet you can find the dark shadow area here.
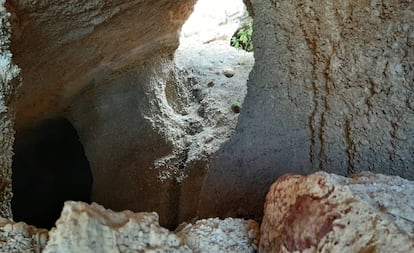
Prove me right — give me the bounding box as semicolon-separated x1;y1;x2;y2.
12;118;92;229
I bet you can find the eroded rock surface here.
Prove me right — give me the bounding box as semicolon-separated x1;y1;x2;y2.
8;0;196;130
7;0;197;228
7;0;254;228
0;219;48;253
0;0;20;219
259;172;414;253
176;217;259;253
42;201;260;253
200;0;414;221
43;201;192;253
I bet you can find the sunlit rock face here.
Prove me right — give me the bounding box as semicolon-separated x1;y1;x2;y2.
198;0;414;221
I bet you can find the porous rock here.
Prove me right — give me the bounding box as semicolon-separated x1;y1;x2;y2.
43;201;192;253
0;219;48;253
0;0;20;219
176;217;259;253
259;172;414;253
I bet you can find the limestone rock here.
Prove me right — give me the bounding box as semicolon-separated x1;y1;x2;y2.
176;218;259;253
259;172;414;253
0;0;20;219
200;0;414;221
0;219;48;253
43;201;192;253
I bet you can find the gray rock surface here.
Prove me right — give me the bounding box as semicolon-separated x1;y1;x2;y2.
176;217;259;253
260;172;414;253
8;0;197;228
8;0;253;228
9;0;196;130
199;0;414;220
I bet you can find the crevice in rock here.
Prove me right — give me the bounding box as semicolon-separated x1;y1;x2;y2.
11;118;92;229
147;0;255;183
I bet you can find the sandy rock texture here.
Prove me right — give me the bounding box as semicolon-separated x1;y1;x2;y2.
7;0;197;228
44;201;192;253
200;0;414;220
8;0;196;130
176;217;259;253
0;219;48;253
260;172;414;253
0;0;20;219
43;201;259;253
8;0;253;228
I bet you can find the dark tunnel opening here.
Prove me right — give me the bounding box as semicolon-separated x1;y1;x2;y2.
11;118;93;229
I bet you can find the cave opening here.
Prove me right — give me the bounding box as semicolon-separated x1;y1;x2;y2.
11;118;92;229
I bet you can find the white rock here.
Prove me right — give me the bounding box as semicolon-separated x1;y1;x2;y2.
176;217;259;253
43;201;191;253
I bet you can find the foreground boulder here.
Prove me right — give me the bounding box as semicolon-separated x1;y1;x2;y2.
176;217;259;252
260;172;414;253
42;201;259;253
0;218;48;253
43;201;192;253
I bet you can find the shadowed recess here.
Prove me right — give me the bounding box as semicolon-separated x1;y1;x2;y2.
11;118;92;229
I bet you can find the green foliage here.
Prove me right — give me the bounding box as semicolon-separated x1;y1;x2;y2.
231;22;254;52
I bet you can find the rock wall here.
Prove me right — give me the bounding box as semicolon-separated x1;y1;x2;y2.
7;0;196;228
8;0;196;130
0;0;20;219
199;0;414;219
7;0;254;228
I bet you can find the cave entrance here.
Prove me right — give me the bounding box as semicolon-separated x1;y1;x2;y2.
11;118;92;229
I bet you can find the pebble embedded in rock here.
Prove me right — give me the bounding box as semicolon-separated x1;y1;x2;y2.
223;68;235;78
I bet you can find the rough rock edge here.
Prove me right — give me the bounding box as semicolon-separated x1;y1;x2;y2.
176;217;259;253
43;201;259;253
0;0;20;219
0;219;48;253
44;201;192;253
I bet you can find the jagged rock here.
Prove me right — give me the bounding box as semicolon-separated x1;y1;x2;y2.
0;0;21;219
43;201;192;253
43;201;261;253
176;218;259;253
259;172;414;253
0;218;48;253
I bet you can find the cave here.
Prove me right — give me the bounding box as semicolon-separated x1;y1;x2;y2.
4;0;254;230
11;118;92;229
0;0;412;251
